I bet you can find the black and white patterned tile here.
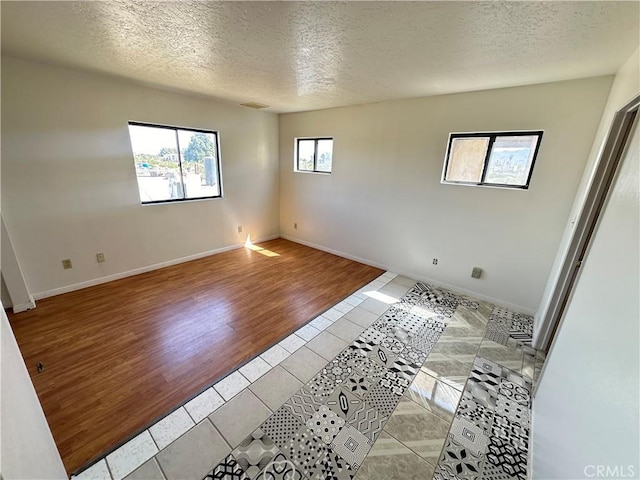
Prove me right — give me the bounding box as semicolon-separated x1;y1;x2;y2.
468;366;501;395
347;401;387;446
306;371;338;401
432;310;537;480
378;369;411;397
206;454;250;480
325;386;363;421
281;424;328;479
480;459;518;480
283;388;323;425
485;435;528;480
491;415;529;453
498;381;530;407
199;283;541;480
352;356;386;383
255;453;305;480
400;342;430;366
457;397;494;434
330;425;371;470
321;358;355;387
232;429;281;479
494;397;529;428
359;327;386;345
485;307;534;349
261;406;304;451
463;379;498;410
315;447;355;480
438;437;483;480
342;373;375;399
448;416;489;457
364;383;401;418
305;404;345;444
389;356;421;382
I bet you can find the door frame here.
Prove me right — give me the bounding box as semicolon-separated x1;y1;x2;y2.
534;93;640;353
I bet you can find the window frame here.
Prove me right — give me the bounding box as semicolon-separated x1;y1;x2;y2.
441;130;543;190
128;121;223;205
295;137;334;174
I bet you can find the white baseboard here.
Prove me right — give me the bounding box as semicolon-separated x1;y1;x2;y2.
33;235;280;300
280;234;389;270
12;296;36;313
281;234;535;315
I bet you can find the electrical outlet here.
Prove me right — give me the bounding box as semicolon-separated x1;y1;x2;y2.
294;222;298;230
238;225;243;233
62;259;72;269
471;267;482;279
96;253;106;263
432;258;438;265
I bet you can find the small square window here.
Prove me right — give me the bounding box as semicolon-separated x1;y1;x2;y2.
442;131;543;189
295;138;333;173
128;122;222;204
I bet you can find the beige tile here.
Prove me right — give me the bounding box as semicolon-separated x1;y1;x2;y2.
260;344;291;367
344;307;380;328
73;459;111;480
391;276;416;288
355;432;435;480
431;339;480;365
322;308;343;321
184;388;224;423
309;315;333;331
326;317;364;343
383;397;451;466
280;346;327;383
106;431;158;480
296;324;321;341
249;366;303;410
478;339;524;373
360;297;393;315
306;331;348;360
156;420;229;480
522;352;536;382
449;306;489;330
214;371;250;401
149;407;195;450
123;459;165;480
378;281;410;299
209;389;271;448
421;353;472;391
239;356;273;382
406;371;462;423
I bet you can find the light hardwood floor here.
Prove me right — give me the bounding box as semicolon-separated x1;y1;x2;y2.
8;238;383;474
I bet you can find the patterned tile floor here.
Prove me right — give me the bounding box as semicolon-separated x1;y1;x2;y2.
73;272;545;480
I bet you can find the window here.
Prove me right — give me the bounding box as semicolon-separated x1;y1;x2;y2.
295;138;333;173
127;122;222;204
442;131;543;189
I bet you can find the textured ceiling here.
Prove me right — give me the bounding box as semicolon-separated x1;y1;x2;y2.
1;1;638;113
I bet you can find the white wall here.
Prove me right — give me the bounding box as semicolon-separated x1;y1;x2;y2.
279;77;612;311
1;57;280;297
1;215;34;311
532;115;639;478
1;307;67;479
534;48;640;344
531;50;639;479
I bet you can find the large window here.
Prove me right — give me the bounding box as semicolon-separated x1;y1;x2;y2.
128;122;222;203
442;131;543;189
295;137;333;173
